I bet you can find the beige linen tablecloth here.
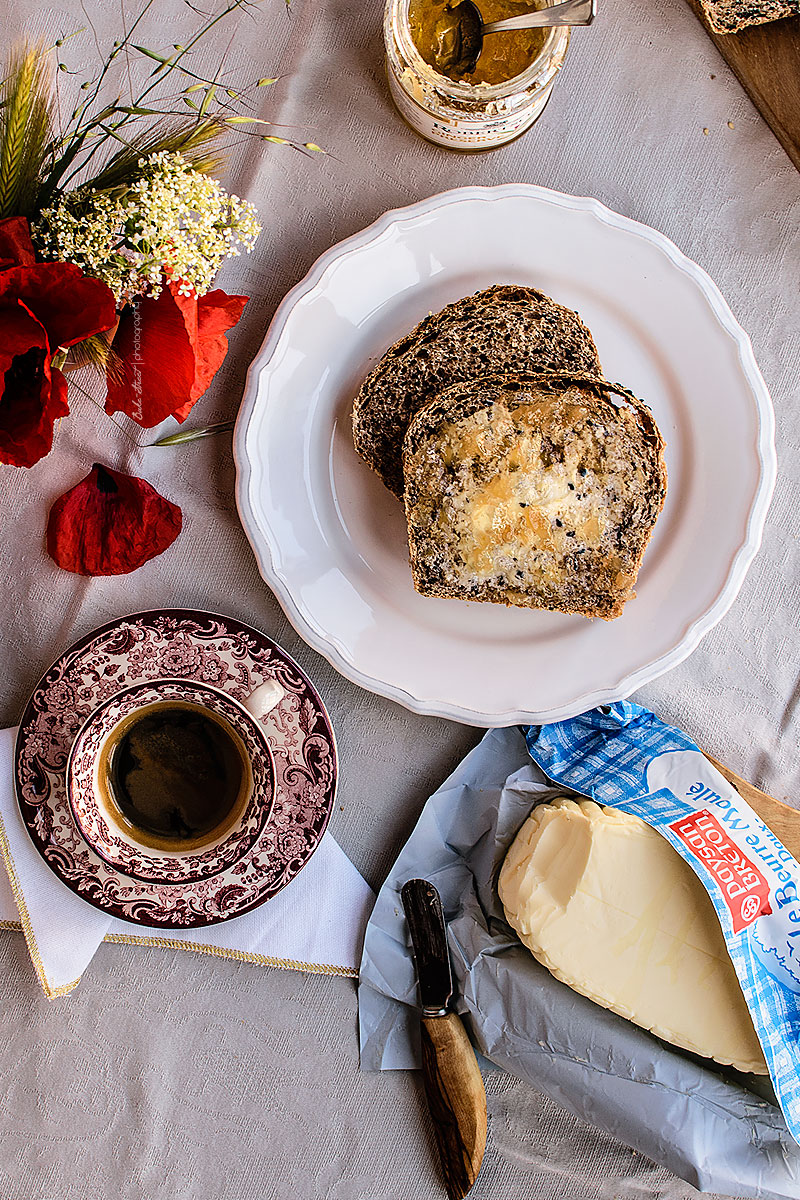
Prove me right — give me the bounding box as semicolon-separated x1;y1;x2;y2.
2;0;799;1195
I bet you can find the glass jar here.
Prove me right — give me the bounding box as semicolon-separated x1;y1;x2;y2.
384;0;570;151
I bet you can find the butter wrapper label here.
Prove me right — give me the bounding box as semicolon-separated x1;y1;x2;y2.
525;701;800;1144
669;809;772;933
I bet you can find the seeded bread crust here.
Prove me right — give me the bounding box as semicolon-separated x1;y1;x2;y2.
699;0;799;32
402;373;667;620
352;286;602;499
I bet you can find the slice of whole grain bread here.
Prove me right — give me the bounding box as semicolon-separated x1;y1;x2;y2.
402;373;667;620
699;0;799;31
352;285;601;498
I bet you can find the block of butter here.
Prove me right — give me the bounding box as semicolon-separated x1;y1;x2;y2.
498;796;768;1075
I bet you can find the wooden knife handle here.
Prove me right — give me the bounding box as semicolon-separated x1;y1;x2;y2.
420;1012;487;1200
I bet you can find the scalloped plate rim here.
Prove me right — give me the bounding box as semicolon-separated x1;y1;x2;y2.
233;184;776;727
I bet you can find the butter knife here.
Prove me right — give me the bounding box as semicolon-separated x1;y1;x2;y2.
401;878;487;1200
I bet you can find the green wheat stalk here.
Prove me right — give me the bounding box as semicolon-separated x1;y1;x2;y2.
65;330;125;384
85;117;223;195
0;45;53;218
153;419;235;445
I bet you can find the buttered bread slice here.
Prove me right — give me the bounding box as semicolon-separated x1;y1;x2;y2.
498;797;767;1075
402;373;666;620
352;285;601;499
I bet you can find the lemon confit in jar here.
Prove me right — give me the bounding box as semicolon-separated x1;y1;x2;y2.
384;0;570;149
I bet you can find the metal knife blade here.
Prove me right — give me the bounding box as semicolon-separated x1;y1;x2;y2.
401;878;453;1015
401;878;487;1200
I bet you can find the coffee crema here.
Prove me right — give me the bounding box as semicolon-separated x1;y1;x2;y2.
101;701;247;848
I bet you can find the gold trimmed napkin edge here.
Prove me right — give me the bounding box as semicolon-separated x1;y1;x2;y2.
0;920;357;983
0;812;77;998
104;933;358;977
0;900;357;988
0;814;357;990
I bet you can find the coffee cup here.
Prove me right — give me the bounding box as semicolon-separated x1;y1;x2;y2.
67;679;276;886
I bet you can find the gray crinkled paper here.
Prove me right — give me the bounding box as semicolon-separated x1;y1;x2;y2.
358;726;800;1200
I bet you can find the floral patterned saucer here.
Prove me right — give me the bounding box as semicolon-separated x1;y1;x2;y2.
14;610;337;928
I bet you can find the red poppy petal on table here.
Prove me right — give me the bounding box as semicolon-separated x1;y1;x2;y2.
0;263;117;349
0;303;69;468
47;463;183;575
0;217;36;270
105;286;196;426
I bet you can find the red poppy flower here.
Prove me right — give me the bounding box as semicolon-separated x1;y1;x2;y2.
105;281;247;427
0;216;36;270
0;219;118;468
47;463;183;575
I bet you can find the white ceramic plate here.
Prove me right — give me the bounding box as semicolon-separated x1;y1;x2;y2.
234;185;775;727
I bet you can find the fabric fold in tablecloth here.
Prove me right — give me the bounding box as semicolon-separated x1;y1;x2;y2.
0;727;374;998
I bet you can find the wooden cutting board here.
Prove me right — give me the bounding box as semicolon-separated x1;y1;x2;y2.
686;0;800;171
706;753;800;860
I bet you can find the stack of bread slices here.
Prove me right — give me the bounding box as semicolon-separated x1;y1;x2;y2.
352;285;667;620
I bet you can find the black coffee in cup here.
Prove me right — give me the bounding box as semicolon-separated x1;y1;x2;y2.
103;701;246;845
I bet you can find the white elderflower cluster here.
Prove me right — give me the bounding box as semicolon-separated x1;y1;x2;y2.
33;151;261;303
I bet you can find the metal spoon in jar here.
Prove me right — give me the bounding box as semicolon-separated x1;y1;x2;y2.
434;0;596;76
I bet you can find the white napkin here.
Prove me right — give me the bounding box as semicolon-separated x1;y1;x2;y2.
0;726;375;997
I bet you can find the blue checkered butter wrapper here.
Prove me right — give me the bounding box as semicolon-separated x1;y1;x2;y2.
525;700;800;1145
